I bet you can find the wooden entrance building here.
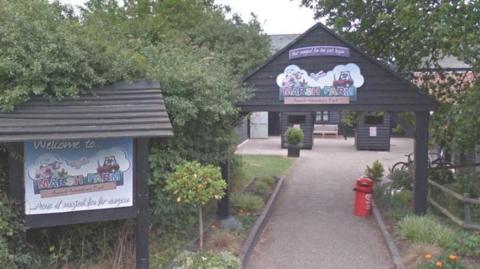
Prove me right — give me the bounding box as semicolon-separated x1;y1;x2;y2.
239;23;437;214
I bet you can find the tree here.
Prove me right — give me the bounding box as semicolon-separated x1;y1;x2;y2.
79;0;270;165
301;0;480;152
0;0;270;266
0;0;143;111
164;161;226;252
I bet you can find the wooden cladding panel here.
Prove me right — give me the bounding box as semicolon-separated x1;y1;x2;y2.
242;23;436;112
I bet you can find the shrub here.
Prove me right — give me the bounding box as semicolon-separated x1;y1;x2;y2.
252;180;271;196
374;184;411;220
365;160;384;182
220;216;243;232
397;215;456;248
456;169;480;198
0;196;33;268
230;193;264;214
285;127;304;146
390;190;412;209
205;231;238;253
428;168;454;185
446;231;480;256
389;168;413;190
236;215;257;231
173;251;240;269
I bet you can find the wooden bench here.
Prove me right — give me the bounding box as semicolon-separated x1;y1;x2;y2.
314;124;338;137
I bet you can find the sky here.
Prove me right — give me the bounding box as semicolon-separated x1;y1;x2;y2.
57;0;318;35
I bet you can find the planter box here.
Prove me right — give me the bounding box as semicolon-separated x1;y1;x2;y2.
288;146;300;157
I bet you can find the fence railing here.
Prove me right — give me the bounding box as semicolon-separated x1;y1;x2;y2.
428;179;480;230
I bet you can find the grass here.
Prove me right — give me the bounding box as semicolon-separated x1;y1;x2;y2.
232;155;294;192
230;193;264;214
397;215;456;249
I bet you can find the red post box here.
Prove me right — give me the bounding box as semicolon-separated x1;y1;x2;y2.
353;178;374;217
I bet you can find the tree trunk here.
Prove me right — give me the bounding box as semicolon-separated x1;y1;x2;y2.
198;206;203;252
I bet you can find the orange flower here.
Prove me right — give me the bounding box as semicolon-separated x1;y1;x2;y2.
424;253;433;260
449;255;459;262
435;261;443;268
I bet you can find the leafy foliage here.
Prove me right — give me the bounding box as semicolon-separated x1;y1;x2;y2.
374;184;411;221
456;169;480;198
173;250;240;269
301;0;479;73
365;160;384;182
0;0;271;266
0;195;32;268
164;161;226;207
446;231;480;257
390;168;413;190
230;193;264;214
301;0;480;152
285;127;304;146
341;111;360;128
0;0;142;111
164;161;226;252
428;168;454;185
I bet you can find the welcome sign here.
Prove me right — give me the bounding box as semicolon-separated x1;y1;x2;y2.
277;63;364;104
24;138;133;215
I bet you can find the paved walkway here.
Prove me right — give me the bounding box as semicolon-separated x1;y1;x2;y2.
237;137;413;269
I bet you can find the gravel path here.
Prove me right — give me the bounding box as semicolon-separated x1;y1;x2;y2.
237;137;412;269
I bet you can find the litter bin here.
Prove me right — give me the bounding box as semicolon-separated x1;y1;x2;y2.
353;178;374;217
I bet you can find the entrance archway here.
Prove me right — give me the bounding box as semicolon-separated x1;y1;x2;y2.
238;23;437;215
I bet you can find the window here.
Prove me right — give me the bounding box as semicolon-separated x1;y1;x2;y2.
316;111;329;123
288;115;305;124
364;115;384;125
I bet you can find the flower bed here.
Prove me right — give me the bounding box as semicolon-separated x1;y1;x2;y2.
166;155;294;268
374;166;480;269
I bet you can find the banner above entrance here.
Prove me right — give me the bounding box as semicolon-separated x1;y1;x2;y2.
277;63;364;104
289;46;349;59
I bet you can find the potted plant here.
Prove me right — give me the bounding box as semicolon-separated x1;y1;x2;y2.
285;127;304;157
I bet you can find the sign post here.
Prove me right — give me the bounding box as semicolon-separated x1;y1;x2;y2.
0;81;173;269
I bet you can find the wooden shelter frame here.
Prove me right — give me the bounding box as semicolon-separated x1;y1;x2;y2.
239;23;437;215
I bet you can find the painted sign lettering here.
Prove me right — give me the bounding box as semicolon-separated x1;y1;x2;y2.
24;138;133;215
276;64;364;104
289;46;349;59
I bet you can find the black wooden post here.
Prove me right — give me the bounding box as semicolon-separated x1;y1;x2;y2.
135;138;150;269
7;143;27;268
217;160;230;219
8;143;24;207
414;111;429;215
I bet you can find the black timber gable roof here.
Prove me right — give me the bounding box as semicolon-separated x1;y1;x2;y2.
241;23;437;112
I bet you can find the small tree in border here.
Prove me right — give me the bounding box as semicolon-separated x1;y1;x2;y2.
164;161;226;252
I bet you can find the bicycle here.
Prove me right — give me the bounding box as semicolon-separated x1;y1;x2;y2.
391;150;453;172
391;153;414;171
